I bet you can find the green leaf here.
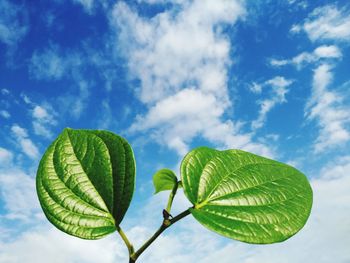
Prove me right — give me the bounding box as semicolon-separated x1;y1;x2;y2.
89;130;136;225
181;147;313;244
153;169;177;194
36;128;136;240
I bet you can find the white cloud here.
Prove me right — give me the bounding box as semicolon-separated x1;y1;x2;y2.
30;48;65;80
269;45;342;69
20;93;32;105
137;0;187;4
1;88;10;95
29;45;93;119
29;45;83;80
0;0;28;46
306;64;350;152
265;76;293;88
320;155;350;180
73;0;94;13
269;58;289;67
0;147;13;166
96;99;113;129
287;0;308;10
10;124;39;159
130;88;226;155
290;23;301;34
251;76;293;130
11;124;28;138
292;5;350;42
249;82;263;94
112;1;273;157
53;79;91;119
112;0;242;104
32;105;57;139
0;110;10;119
0;225;127;263
71;0;110;14
313;45;342;58
32;123;52;139
72;80;90;118
33;105;49;119
29;41;121;119
19;139;40;159
0;168;39;221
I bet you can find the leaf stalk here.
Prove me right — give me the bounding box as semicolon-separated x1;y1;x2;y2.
166;180;179;213
117;226;134;256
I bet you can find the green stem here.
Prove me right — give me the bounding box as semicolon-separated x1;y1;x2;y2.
130;209;191;262
166;181;179;213
117;226;134;256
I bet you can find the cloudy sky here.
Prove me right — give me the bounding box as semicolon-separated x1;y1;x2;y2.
0;0;350;262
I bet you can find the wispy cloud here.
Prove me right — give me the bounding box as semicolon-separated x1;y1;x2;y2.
0;0;28;46
0;168;39;221
32;105;57;139
291;5;350;42
71;0;110;14
0;110;10;119
10;124;39;159
251;76;293;130
28;41;123;119
269;45;342;69
111;0;273;157
73;0;94;13
287;0;308;10
29;45;82;81
0;147;40;222
2;92;58;140
96;99;113;129
0;225;127;263
29;45;92;119
306;64;350;152
11;124;28;138
0;147;13;166
1;88;10;95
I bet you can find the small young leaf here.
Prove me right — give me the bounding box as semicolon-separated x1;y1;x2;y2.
153;169;177;194
36;128;136;240
181;147;313;244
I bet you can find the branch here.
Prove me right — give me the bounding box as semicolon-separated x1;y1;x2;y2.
130;209;191;262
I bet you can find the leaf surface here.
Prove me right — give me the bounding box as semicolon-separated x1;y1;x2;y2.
90;130;136;225
153;169;177;194
181;147;313;244
36;128;136;239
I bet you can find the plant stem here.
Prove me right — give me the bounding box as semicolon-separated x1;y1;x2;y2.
166;181;179;213
130;209;191;262
117;226;134;256
120;181;190;262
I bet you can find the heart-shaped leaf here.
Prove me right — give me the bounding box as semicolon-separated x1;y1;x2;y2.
153;169;177;194
181;147;313;244
36;128;136;240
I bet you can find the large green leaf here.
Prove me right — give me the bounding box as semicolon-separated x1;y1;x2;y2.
36;128;136;239
181;147;313;244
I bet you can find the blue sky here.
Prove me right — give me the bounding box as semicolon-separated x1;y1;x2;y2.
0;0;350;262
